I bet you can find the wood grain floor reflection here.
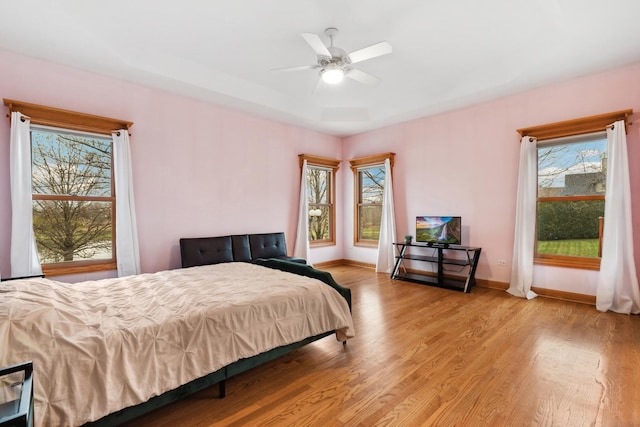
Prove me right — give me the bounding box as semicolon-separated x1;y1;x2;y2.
126;265;640;426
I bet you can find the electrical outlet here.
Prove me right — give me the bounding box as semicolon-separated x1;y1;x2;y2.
498;260;507;266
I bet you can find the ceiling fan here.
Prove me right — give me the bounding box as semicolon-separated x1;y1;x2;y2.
274;27;392;87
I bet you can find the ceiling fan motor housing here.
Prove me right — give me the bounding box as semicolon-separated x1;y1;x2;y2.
319;47;351;68
319;27;351;69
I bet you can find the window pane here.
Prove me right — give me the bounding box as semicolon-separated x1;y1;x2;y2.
357;165;385;242
538;137;607;197
31;130;113;197
536;200;604;258
33;200;113;263
309;204;330;241
536;134;606;262
307;168;329;204
359;167;385;203
359;205;382;240
306;165;333;243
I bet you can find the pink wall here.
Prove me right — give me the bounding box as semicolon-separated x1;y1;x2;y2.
343;62;640;295
0;49;343;279
2;46;639;295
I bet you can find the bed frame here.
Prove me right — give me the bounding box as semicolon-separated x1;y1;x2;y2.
84;257;351;426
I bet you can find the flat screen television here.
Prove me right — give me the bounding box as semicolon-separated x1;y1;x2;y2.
416;216;461;245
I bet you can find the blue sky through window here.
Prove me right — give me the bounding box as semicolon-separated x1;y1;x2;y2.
538;137;607;188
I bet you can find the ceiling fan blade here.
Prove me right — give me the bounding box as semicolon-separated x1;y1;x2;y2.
348;41;392;64
346;68;380;85
301;33;332;58
272;65;317;72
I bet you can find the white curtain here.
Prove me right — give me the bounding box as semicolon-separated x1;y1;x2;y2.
507;136;537;299
376;158;397;273
595;120;640;313
112;130;141;277
293;159;311;264
9;112;43;278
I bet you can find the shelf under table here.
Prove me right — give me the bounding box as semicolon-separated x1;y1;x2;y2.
397;254;471;266
393;272;469;292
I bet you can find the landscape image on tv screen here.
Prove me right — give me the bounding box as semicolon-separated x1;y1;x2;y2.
416;216;461;244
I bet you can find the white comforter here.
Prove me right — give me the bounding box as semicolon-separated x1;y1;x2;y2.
0;263;355;426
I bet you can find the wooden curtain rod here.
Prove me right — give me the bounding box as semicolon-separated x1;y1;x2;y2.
5;112;131;136
518;109;633;141
3;98;133;136
526;119;631;143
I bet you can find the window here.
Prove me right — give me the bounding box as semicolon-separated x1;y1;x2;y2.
356;166;385;242
299;154;339;246
537;133;606;265
349;153;394;246
518;109;631;269
31;127;115;267
4;98;133;275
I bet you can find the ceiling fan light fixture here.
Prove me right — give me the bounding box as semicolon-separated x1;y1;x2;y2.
321;67;345;84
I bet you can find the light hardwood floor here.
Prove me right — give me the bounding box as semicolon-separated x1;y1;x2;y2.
126;265;640;426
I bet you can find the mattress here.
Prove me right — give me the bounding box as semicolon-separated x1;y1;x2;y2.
0;262;355;426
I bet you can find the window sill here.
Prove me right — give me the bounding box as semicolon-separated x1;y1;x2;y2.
42;261;117;277
534;256;600;271
310;241;336;248
354;241;379;248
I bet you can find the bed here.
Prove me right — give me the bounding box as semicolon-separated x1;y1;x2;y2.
0;259;354;426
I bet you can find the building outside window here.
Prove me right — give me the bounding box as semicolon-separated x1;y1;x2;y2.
537;133;607;264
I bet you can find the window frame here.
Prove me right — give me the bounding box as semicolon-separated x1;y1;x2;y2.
517;109;631;270
4;98;133;276
299;154;340;247
349;152;395;247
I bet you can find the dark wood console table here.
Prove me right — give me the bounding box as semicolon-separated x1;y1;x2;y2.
391;242;481;292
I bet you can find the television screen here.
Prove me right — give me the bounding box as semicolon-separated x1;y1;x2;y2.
416;216;461;245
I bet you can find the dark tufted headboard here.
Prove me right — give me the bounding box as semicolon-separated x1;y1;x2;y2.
249;233;288;259
180;232;305;268
179;236;235;267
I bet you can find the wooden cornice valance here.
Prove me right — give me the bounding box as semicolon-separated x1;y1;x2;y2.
349;152;395;170
517;109;633;141
299;154;341;170
3;98;133;135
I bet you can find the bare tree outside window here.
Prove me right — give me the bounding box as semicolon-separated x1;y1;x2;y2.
300;155;339;246
31;129;115;264
307;167;331;241
358;166;385;241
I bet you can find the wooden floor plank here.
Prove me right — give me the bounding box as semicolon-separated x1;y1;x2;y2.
125;265;640;426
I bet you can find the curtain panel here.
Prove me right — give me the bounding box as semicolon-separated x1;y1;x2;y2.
595;120;640;313
293;159;311;264
112;130;141;277
9;111;43;278
376;158;397;273
507;135;537;299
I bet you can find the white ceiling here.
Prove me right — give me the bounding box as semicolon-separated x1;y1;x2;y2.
2;1;640;136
